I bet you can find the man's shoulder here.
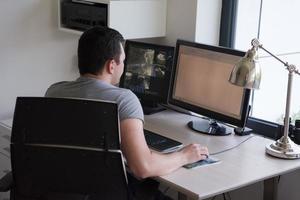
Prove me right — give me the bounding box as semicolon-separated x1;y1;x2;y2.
45;81;73;97
116;87;139;101
117;86;134;95
48;81;70;88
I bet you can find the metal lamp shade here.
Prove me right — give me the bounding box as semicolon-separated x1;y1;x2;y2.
229;48;261;90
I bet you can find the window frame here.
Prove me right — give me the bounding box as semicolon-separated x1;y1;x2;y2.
219;0;283;139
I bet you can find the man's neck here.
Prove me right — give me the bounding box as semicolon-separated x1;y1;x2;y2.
82;73;112;84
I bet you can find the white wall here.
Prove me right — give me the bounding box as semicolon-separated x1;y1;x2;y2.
142;0;222;47
195;0;222;45
0;0;79;120
0;0;223;121
162;0;198;46
133;0;198;46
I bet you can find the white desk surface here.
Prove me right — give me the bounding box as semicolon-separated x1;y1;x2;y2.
2;111;300;199
144;110;300;200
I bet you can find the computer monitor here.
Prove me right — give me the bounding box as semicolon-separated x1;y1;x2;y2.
120;40;174;114
168;40;251;136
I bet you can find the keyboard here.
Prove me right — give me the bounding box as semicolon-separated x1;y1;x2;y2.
144;129;183;153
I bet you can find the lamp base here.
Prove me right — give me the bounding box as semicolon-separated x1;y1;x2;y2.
266;136;300;159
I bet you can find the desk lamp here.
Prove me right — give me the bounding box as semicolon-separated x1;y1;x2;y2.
229;38;300;159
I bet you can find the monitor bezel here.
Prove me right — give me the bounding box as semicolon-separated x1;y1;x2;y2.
120;40;175;106
168;39;251;128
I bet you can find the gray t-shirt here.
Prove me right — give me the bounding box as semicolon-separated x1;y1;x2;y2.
45;76;144;122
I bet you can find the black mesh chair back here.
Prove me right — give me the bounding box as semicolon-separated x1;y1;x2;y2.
10;97;129;200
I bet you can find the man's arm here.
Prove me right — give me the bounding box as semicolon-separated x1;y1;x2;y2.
120;118;209;179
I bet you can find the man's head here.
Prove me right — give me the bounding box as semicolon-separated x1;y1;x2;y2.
78;26;125;84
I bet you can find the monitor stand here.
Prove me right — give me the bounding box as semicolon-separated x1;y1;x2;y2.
187;119;231;136
142;104;166;115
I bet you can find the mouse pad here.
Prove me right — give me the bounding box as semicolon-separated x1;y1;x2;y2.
183;157;220;169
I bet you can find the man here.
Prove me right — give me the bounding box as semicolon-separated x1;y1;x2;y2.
45;26;209;179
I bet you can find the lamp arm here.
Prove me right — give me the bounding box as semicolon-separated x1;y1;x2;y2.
251;39;300;75
251;39;295;143
241;39;300;158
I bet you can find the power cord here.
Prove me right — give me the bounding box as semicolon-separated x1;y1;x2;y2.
223;193;226;200
210;192;231;200
226;192;232;200
210;192;232;200
210;195;217;200
0;151;10;159
210;135;255;156
162;186;170;195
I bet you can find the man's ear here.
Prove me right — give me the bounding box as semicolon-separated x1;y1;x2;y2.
105;59;115;74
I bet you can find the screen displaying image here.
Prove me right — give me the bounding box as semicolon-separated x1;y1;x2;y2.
122;41;174;102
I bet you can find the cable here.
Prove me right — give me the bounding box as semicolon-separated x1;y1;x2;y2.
226;192;232;200
210;195;217;200
162;186;170;195
0;151;10;159
210;135;255;156
223;193;226;200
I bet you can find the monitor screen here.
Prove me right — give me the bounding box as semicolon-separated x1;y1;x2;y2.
168;40;250;135
120;40;174;114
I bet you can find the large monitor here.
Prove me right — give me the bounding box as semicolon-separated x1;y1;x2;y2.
120;40;174;114
168;40;251;136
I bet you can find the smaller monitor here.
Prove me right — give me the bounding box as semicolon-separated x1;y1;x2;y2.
120;40;174;114
168;40;251;136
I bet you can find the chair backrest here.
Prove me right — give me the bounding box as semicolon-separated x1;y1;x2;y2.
10;97;129;200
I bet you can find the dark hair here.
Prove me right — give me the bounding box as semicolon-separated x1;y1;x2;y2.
78;26;124;75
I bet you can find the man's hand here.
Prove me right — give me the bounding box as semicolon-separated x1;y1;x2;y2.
180;144;209;164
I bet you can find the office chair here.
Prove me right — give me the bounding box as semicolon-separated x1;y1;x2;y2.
1;97;130;200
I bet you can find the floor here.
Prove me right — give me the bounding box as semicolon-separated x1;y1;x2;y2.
0;122;11;200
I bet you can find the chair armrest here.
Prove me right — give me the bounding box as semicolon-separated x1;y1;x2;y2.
0;171;13;192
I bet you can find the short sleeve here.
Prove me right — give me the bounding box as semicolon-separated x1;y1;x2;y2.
117;90;144;123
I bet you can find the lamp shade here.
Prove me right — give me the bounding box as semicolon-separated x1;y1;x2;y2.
229;47;261;89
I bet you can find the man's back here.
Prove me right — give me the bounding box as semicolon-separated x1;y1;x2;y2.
45;76;144;122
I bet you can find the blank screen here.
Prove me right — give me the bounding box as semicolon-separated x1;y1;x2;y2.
172;45;245;120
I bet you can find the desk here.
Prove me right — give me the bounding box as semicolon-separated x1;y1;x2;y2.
2;112;300;200
144;110;300;200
